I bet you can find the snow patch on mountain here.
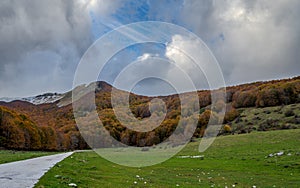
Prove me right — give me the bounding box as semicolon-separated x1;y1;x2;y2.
0;93;64;105
22;93;64;105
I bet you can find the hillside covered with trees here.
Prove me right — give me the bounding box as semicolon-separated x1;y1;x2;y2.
0;76;300;151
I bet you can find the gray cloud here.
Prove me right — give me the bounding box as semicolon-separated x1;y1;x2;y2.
0;0;299;97
0;0;94;97
179;0;300;85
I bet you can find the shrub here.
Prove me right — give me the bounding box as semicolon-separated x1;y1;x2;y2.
223;124;232;133
258;119;280;131
212;99;226;113
224;108;240;123
284;109;295;117
234;125;250;134
232;91;257;108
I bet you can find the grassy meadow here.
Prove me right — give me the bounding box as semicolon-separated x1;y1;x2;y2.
0;150;59;164
36;129;300;188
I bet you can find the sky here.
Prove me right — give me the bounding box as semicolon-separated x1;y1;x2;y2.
0;0;300;97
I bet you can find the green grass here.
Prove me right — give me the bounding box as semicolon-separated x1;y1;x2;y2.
0;150;59;164
231;103;300;131
36;129;300;187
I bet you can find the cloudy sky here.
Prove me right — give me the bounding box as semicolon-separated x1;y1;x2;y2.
0;0;300;97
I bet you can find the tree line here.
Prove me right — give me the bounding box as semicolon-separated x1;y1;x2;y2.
0;77;299;150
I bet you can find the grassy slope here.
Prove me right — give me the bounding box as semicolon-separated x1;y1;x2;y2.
231;103;300;131
0;150;59;164
36;129;300;188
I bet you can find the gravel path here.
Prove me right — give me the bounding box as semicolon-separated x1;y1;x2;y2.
0;152;73;188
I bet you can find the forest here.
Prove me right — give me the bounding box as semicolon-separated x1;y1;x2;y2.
0;76;300;151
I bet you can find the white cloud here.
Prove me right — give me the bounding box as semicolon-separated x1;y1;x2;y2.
137;53;159;61
165;35;211;91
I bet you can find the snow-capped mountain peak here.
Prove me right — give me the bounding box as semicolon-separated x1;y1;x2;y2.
22;93;64;105
0;93;64;105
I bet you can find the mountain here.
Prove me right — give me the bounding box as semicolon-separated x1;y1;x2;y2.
0;93;64;105
0;81;112;106
22;93;64;105
0;77;300;151
0;97;22;103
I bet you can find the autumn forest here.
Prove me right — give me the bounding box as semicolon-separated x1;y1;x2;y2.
0;76;300;151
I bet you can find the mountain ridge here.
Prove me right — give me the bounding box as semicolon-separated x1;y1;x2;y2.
0;76;300;151
1;76;300;106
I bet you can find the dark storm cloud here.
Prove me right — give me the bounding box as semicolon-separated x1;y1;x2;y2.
0;0;93;97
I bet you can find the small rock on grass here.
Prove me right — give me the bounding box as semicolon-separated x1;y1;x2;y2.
68;183;77;187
